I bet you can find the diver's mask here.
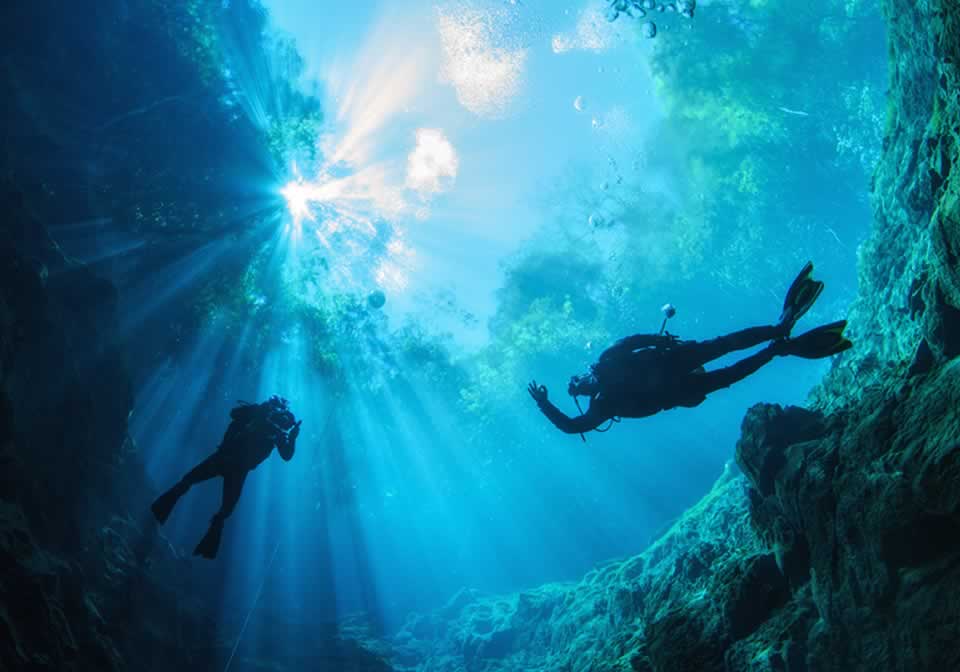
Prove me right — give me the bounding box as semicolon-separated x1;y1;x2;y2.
568;371;600;398
274;411;296;431
266;395;295;430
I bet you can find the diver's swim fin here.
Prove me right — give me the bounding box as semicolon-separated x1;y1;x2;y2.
151;483;187;524
193;518;225;559
779;261;824;331
775;320;852;359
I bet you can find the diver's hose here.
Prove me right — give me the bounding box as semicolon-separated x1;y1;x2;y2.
573;397;587;442
593;417;621;432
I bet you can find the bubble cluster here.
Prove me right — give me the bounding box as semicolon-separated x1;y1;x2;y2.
589;213;617;230
605;0;696;37
676;0;696;18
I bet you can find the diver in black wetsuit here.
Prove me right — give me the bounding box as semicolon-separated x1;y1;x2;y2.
150;395;301;558
528;262;852;436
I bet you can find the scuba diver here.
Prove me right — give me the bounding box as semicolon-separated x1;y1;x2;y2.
150;395;301;559
528;262;852;436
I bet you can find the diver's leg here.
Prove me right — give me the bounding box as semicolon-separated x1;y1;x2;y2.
670;326;783;371
216;471;248;520
180;452;226;486
194;470;248;559
152;452;225;524
684;345;776;397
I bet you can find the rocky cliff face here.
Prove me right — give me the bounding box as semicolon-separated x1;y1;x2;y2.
390;466;766;672
0;185;222;671
385;1;960;670
390;370;959;672
818;0;960;405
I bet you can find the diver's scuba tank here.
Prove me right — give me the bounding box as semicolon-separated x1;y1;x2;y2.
659;303;676;335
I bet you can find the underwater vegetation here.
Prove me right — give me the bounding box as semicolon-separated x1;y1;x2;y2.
1;0;958;670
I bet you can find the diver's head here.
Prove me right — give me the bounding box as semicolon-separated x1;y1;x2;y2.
266;395;295;430
568;371;600;397
266;395;289;410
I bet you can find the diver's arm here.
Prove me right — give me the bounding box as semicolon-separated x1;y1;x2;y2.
276;421;301;461
276;433;295;461
528;381;609;434
537;398;610;434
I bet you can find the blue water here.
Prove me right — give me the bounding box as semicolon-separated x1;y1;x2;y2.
14;0;886;650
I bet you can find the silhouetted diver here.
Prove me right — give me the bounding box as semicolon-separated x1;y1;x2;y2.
151;395;301;558
529;262;852;435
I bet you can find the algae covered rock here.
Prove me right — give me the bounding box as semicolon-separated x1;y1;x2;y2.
818;0;960;406
397;378;960;671
390;468;773;672
736;376;960;671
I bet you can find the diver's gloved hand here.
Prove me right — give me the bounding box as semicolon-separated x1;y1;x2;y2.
290;420;302;439
527;380;549;405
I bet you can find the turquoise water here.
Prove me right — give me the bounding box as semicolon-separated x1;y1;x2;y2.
5;0;886;648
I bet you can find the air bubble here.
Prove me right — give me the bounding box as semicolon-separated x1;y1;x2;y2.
368;290;386;309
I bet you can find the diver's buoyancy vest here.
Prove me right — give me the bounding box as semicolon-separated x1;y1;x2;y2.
219;405;278;469
593;346;664;394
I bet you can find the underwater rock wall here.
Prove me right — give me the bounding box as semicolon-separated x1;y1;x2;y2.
0;187;221;671
387;1;960;670
390;468;770;672
820;0;960;403
738;378;960;670
391;381;960;672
